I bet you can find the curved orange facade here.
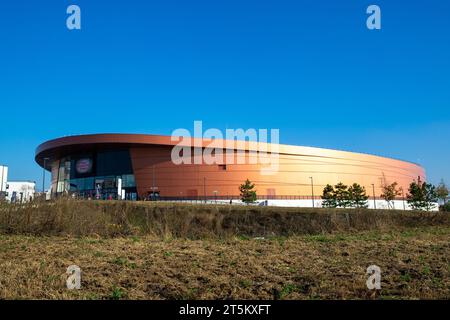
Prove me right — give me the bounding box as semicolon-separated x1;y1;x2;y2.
35;133;425;199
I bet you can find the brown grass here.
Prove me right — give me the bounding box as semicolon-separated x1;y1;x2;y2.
0;199;448;238
0;200;448;300
0;226;448;299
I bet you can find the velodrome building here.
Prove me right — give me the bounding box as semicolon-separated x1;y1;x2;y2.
35;134;425;208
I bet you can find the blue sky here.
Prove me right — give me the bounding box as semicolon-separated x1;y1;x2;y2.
0;0;449;189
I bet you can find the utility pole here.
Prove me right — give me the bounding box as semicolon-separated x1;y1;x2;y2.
0;165;5;193
371;183;376;209
203;177;206;203
401;189;406;210
309;177;314;208
152;164;155;192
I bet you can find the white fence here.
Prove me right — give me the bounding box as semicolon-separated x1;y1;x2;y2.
157;198;439;211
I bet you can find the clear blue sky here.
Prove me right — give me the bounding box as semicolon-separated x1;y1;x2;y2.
0;0;449;190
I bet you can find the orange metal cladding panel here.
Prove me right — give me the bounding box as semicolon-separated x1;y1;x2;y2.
130;145;425;198
35;134;425;198
130;147;267;197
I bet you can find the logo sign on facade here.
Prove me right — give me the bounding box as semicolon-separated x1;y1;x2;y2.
76;158;92;174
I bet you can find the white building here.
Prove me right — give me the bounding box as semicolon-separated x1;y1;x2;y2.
6;181;36;203
0;165;8;200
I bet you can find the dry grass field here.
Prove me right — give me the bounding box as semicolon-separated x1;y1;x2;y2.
0;200;448;299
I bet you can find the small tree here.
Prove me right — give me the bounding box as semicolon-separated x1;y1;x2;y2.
321;184;337;208
436;179;449;205
407;178;438;211
239;179;257;204
334;182;351;208
440;202;450;212
348;183;369;208
380;182;402;209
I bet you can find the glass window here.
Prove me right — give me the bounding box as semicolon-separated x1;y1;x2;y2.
122;174;136;188
96;150;133;176
69;178;79;192
55;149;135;196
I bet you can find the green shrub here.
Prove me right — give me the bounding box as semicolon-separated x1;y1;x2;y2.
439;202;450;212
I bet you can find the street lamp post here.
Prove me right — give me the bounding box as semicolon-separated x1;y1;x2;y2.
371;183;376;209
152;165;155;192
203;177;206;203
309;177;314;208
401;189;406;210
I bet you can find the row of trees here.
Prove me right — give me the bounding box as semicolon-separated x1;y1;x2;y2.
322;183;369;208
238;177;448;211
322;178;448;211
379;178;449;211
